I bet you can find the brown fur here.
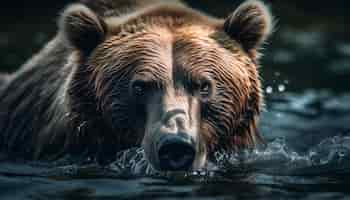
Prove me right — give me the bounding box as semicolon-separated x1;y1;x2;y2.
0;0;272;164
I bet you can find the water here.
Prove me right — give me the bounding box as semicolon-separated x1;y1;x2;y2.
1;1;350;199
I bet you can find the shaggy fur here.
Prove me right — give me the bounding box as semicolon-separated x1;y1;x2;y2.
0;0;273;163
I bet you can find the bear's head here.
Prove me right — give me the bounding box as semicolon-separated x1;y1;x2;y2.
60;0;273;171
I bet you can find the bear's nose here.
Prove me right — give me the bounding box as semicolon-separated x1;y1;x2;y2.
161;109;188;133
157;135;195;171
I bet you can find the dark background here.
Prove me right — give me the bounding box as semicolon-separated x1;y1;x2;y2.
0;0;349;92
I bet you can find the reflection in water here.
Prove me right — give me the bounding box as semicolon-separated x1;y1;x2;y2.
0;91;349;199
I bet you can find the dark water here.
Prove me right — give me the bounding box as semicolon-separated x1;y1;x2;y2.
1;1;350;200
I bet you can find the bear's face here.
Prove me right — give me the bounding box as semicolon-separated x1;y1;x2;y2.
60;1;273;171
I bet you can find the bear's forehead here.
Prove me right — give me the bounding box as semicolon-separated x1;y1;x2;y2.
100;22;246;59
91;25;252;91
97;25;248;72
89;4;253;86
100;3;247;62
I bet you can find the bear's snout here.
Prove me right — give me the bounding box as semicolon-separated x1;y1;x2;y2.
157;134;195;171
156;110;196;171
142;95;205;171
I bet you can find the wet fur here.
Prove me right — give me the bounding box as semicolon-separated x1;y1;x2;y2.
0;0;272;162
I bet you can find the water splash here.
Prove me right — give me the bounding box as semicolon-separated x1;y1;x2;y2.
0;133;350;187
109;148;155;176
95;135;350;178
213;136;350;176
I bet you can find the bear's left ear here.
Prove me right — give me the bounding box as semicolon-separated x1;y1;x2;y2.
223;0;273;53
59;4;108;55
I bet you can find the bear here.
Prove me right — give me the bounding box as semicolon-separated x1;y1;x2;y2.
0;0;273;171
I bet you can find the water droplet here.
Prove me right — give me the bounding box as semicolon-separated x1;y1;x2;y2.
266;86;273;94
274;71;281;77
278;84;286;92
338;150;346;157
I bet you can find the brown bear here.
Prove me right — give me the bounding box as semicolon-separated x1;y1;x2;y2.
0;0;273;171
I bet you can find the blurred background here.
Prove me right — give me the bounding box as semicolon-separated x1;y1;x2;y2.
0;0;349;93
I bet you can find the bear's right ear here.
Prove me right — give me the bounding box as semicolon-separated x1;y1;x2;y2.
223;0;273;54
59;4;107;55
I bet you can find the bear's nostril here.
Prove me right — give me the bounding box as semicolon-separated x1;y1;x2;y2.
157;136;195;171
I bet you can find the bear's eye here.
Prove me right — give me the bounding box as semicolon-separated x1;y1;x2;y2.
131;80;148;97
198;81;212;99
